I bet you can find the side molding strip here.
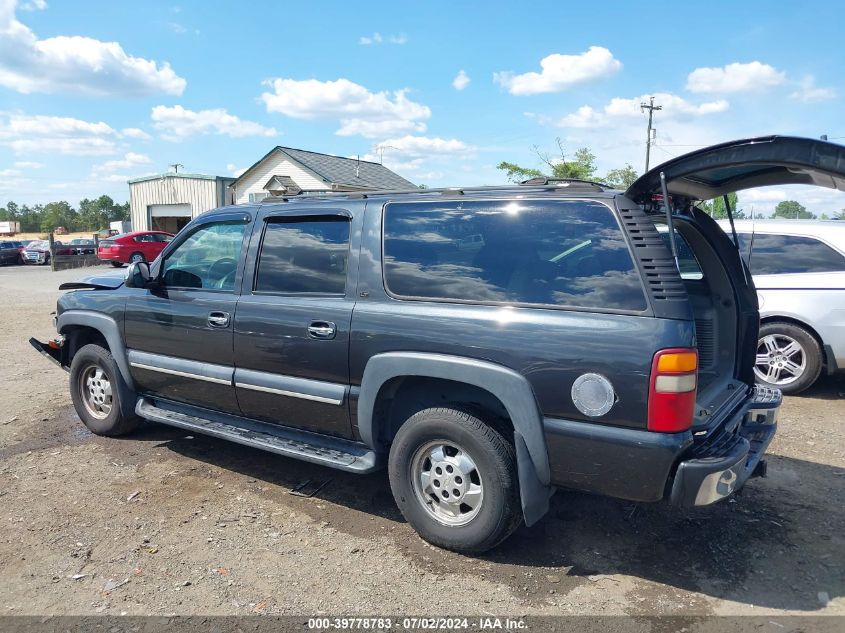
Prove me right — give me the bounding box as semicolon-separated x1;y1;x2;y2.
130;362;231;385
234;368;345;406
127;350;233;385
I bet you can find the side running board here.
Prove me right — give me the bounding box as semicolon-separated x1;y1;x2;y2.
135;397;381;473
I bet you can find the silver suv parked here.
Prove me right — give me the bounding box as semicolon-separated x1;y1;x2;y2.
718;219;845;393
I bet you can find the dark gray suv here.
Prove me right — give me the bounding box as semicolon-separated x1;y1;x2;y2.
34;136;844;552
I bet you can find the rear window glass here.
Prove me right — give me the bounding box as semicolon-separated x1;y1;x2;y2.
383;199;647;311
740;233;845;274
255;218;351;295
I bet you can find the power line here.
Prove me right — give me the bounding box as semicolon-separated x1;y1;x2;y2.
640;96;662;171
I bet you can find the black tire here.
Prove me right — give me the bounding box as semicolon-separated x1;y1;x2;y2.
69;344;142;436
755;322;823;395
129;252;145;264
388;407;521;553
110;261;124;268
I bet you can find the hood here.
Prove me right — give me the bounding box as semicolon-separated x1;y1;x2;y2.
625;136;845;203
59;272;125;291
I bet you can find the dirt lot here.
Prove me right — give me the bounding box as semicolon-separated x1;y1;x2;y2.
0;264;842;618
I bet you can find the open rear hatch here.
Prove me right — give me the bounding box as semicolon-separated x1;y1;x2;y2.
625;136;845;431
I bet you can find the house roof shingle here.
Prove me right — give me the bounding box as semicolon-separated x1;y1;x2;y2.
233;146;416;191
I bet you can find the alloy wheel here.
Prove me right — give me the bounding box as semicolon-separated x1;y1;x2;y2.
754;334;806;386
410;440;484;526
79;364;113;419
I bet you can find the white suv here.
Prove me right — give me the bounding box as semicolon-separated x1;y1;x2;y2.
718;219;845;393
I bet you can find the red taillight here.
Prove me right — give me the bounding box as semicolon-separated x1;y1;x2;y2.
647;348;698;433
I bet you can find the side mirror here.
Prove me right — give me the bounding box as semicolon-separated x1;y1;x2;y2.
124;261;151;288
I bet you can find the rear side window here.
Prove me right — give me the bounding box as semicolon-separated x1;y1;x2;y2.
742;233;845;274
383;199;647;311
255;218;350;295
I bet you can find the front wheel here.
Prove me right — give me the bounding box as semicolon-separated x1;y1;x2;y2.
69;344;142;436
388;407;521;553
129;252;145;264
754;322;823;395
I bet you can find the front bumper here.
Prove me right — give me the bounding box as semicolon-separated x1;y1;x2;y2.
670;384;780;506
29;336;67;371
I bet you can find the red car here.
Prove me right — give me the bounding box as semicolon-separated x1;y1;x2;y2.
98;231;174;267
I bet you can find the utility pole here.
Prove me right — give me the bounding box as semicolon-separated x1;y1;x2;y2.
169;163;184;174
640;96;662;171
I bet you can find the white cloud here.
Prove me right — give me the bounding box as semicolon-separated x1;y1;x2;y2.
0;167;22;177
19;0;46;10
789;75;836;103
0;0;186;96
686;61;785;94
359;32;382;45
14;160;42;168
226;163;247;177
122;127;152;140
359;32;406;45
494;46;622;96
452;70;470;91
167;22;186;34
260;77;431;138
151;105;278;141
0;113;120;155
92;152;152;174
557;92;729;129
362;135;476;179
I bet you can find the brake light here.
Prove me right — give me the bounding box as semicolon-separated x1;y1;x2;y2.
647;348;698;433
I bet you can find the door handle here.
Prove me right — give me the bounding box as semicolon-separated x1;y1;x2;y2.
208;311;230;328
308;321;337;340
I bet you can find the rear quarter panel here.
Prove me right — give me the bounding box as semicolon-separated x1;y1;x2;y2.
351;197;696;430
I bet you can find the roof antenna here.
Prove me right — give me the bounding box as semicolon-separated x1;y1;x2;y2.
356;155;360;179
659;171;681;273
169;163;184;174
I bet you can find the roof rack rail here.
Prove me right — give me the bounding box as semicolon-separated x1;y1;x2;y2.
519;176;607;188
258;180;610;203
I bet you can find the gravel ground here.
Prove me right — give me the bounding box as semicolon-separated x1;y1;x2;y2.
0;264;842;617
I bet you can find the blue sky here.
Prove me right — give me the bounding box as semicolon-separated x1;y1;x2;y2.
1;0;844;215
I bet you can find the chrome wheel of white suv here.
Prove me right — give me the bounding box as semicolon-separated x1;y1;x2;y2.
755;334;806;386
754;322;823;395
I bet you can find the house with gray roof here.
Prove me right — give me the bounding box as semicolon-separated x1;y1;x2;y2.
229;146;416;204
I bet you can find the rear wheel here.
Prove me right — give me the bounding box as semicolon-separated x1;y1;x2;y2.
754;322;822;395
110;261;124;268
388;407;521;553
69;344;142;436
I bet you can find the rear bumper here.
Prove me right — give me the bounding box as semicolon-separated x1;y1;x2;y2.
669;384;780;506
543;384;780;505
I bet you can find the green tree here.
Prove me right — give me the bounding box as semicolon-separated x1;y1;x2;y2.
700;193;746;219
40;201;76;233
834;209;845;220
604;164;638;189
497;138;635;186
773;200;815;219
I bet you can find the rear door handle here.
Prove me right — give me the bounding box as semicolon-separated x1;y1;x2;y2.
208;311;230;328
308;321;337;340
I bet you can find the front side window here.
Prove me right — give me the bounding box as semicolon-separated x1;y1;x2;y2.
383;199;647;311
254;218;351;295
162;221;247;291
744;234;845;274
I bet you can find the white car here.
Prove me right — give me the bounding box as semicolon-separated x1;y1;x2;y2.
718;219;845;393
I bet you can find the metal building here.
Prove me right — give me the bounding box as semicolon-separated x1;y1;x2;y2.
128;173;235;234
